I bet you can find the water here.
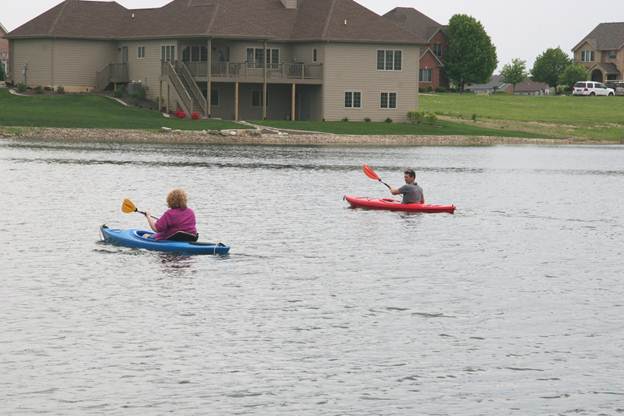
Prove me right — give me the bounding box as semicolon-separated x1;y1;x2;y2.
1;139;623;415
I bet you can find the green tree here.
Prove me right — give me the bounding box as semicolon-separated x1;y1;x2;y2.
558;63;588;90
445;14;498;92
531;47;571;87
501;59;527;93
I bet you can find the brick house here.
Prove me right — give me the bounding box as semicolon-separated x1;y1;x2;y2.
384;7;448;91
573;22;624;82
6;0;429;122
0;23;8;77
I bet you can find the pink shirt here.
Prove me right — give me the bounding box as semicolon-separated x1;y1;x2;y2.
154;208;197;240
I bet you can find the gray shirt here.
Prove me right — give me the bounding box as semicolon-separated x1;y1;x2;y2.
398;183;424;204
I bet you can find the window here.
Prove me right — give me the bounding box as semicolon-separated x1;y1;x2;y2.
252;90;267;107
161;45;176;62
581;50;594;62
432;44;443;57
211;89;220;107
182;46;208;62
313;48;317;62
419;68;432;82
246;47;279;68
377;49;402;71
137;46;145;59
380;92;397;109
608;51;617;59
344;91;361;108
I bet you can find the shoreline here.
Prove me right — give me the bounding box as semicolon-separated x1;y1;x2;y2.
0;126;620;146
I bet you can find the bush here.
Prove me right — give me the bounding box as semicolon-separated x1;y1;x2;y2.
384;117;393;123
419;86;433;93
435;87;448;93
56;86;65;95
44;86;53;92
16;83;28;93
128;82;147;101
472;113;478;122
341;117;349;122
364;117;371;122
0;62;5;81
408;111;438;125
33;86;44;94
113;85;126;98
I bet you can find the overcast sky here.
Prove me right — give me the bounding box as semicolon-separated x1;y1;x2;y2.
4;0;624;71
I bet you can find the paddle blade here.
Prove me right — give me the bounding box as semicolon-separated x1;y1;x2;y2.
121;198;137;214
363;164;381;181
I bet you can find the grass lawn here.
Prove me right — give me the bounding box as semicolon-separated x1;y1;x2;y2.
0;89;245;131
421;94;624;141
255;119;550;138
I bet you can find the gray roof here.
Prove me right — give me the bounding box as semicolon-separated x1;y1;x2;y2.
574;22;624;51
383;7;443;43
513;80;549;93
465;75;506;91
592;62;620;75
7;0;423;45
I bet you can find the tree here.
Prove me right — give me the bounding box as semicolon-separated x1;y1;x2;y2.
531;47;571;88
501;59;527;93
445;14;498;92
558;63;588;90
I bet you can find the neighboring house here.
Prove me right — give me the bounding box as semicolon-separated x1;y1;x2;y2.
513;80;549;96
573;22;624;83
6;0;427;122
465;75;510;95
0;22;8;78
384;7;448;91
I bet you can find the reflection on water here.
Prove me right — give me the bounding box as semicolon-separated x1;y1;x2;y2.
1;138;624;415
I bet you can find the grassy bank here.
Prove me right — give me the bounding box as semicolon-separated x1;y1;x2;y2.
0;89;244;131
254;119;550;138
421;94;624;141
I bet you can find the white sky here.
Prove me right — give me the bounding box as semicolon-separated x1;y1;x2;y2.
3;0;624;70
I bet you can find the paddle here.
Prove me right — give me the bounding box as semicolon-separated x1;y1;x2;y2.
362;164;391;190
121;198;159;220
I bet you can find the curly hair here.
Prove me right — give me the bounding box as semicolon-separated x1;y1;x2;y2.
166;189;188;209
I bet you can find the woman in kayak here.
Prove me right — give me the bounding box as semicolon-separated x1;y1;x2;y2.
389;169;424;204
144;189;198;241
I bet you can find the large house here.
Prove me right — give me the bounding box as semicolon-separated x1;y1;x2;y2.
383;7;448;91
573;22;624;83
1;22;8;76
6;0;428;122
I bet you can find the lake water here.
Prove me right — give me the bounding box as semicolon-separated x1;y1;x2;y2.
1;139;623;415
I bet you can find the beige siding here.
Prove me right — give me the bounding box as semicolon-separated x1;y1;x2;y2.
323;43;419;122
11;39;53;86
292;43;324;65
120;39;177;99
11;38;116;90
53;39;117;90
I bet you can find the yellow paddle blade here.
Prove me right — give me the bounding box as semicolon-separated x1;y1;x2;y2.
121;198;137;214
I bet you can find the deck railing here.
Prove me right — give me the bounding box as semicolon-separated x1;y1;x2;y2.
183;61;323;81
175;61;207;116
95;63;129;91
161;61;194;115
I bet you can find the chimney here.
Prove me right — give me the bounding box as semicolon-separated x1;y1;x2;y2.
280;0;298;9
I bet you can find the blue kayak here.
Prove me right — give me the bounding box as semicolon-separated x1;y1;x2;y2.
100;225;230;255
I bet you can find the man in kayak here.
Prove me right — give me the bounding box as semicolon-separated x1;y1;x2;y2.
390;169;424;204
144;189;198;241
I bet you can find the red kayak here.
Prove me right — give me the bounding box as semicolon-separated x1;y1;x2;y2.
344;195;456;214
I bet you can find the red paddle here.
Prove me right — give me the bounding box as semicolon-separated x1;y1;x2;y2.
362;164;391;190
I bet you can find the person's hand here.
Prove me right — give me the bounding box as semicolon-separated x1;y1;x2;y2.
144;211;151;218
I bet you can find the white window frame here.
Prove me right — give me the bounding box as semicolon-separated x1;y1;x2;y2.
419;68;433;83
246;47;280;69
380;92;398;109
581;50;594;62
377;49;403;71
344;91;362;109
161;45;176;62
137;46;146;59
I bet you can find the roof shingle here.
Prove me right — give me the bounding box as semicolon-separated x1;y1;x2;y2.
574;22;624;51
7;0;423;44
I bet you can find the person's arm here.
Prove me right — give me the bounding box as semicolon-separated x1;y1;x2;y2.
145;211;159;232
389;187;401;196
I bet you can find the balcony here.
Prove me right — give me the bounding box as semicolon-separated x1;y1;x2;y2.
183;62;323;84
95;63;129;91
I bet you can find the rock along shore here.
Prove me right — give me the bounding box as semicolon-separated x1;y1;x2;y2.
0;126;616;146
